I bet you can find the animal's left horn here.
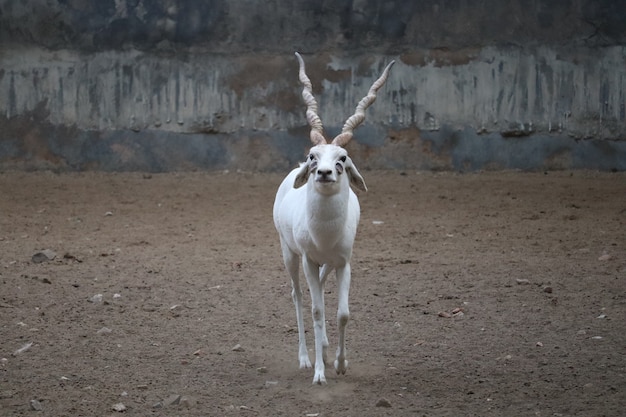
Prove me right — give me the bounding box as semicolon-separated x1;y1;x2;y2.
295;52;327;146
332;60;395;147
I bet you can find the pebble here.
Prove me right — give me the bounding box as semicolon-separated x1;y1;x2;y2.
32;249;56;263
179;395;194;408
89;294;103;303
163;394;181;407
30;399;43;411
111;402;126;412
12;342;33;356
375;397;392;408
97;327;112;334
232;344;245;352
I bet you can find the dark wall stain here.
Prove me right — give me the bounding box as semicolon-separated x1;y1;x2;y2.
2;0;624;52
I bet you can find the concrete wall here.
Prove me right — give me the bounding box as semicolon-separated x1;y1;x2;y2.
1;0;625;171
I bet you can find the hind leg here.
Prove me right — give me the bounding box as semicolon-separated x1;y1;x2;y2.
281;243;311;369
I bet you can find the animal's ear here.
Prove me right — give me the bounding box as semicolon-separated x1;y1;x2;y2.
345;157;367;192
294;161;311;188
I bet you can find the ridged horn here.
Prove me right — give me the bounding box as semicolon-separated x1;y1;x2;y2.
332;60;395;147
295;52;327;146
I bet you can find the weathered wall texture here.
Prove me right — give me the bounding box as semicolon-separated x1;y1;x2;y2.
1;0;625;171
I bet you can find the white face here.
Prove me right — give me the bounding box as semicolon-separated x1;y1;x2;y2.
307;144;349;191
294;144;367;193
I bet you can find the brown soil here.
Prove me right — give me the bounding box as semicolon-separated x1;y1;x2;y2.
1;170;624;416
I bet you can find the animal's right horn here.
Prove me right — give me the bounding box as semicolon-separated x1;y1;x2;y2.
295;52;327;146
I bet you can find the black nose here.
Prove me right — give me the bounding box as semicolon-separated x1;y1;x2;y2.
317;169;332;176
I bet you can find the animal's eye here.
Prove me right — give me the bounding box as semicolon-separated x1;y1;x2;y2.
339;156;347;162
309;154;315;161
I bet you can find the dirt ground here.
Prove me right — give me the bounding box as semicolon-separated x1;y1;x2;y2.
0;169;624;417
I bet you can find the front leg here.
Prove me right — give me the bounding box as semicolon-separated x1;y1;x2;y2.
334;264;351;375
319;265;333;365
303;257;327;384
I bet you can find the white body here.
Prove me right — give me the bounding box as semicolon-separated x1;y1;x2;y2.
274;52;393;384
273;144;366;384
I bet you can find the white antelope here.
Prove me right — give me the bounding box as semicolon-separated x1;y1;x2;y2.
273;52;394;384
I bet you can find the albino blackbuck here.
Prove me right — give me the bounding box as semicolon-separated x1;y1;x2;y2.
273;52;394;384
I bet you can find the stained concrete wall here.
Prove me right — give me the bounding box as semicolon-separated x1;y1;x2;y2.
1;0;625;171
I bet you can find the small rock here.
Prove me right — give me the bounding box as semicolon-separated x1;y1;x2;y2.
97;327;112;334
32;249;56;263
30;399;43;411
375;397;392;408
543;286;553;293
105;211;114;216
169;305;183;317
265;381;278;388
163;394;181;407
438;311;452;318
232;344;244;352
112;402;126;412
179;395;195;408
536;341;544;347
12;342;32;356
89;294;103;303
516;278;531;285
257;367;267;373
598;253;612;261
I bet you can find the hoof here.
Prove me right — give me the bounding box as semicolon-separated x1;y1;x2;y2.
299;355;312;369
312;372;327;385
334;359;348;375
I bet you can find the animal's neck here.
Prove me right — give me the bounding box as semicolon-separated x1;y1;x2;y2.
305;183;349;229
